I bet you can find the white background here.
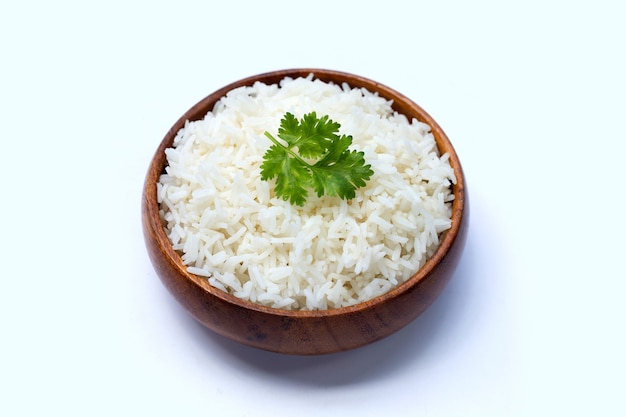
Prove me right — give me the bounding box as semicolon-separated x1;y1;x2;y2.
2;1;625;415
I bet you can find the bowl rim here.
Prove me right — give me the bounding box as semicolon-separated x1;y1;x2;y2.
143;67;466;319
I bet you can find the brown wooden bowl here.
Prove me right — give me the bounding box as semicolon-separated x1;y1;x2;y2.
142;68;468;355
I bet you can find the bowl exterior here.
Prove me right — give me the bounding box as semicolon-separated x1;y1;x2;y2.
142;68;468;354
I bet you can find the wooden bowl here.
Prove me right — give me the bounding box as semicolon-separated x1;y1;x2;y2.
142;68;468;355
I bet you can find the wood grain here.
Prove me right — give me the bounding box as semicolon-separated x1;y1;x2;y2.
141;68;468;355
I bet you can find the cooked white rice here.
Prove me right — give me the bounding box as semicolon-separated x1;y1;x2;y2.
157;74;456;311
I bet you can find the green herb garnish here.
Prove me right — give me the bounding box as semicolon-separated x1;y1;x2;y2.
260;112;374;206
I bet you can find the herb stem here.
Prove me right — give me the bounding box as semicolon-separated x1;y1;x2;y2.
264;132;314;168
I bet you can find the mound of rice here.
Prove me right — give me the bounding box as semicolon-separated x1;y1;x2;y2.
157;75;456;311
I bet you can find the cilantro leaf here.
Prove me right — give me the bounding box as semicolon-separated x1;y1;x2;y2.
260;144;311;206
260;112;373;206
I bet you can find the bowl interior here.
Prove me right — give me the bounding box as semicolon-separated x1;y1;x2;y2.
143;68;466;322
